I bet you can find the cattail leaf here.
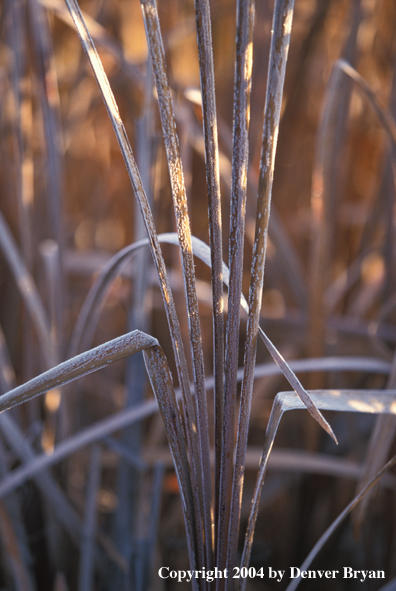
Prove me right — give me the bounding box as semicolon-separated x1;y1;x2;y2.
71;232;335;443
0;329;199;577
240;389;396;587
63;0;196;436
40;0;142;84
284;452;396;591
0;331;156;413
194;0;224;552
227;0;297;579
217;1;255;581
0;356;389;504
140;0;211;567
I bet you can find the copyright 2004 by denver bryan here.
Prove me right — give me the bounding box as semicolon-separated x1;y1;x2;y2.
158;566;386;584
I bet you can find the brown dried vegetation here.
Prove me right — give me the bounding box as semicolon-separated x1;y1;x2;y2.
0;0;396;590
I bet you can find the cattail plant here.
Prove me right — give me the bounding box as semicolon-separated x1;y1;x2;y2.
1;0;396;590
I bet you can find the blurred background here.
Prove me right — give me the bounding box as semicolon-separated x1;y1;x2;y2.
0;0;396;589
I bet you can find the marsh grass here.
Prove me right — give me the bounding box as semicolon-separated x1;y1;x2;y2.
1;0;396;590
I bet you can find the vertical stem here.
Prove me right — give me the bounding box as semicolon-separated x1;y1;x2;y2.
194;0;224;553
8;0;34;271
216;0;255;585
141;0;212;571
78;445;101;591
239;403;284;588
226;0;295;580
143;345;200;590
26;0;65;319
